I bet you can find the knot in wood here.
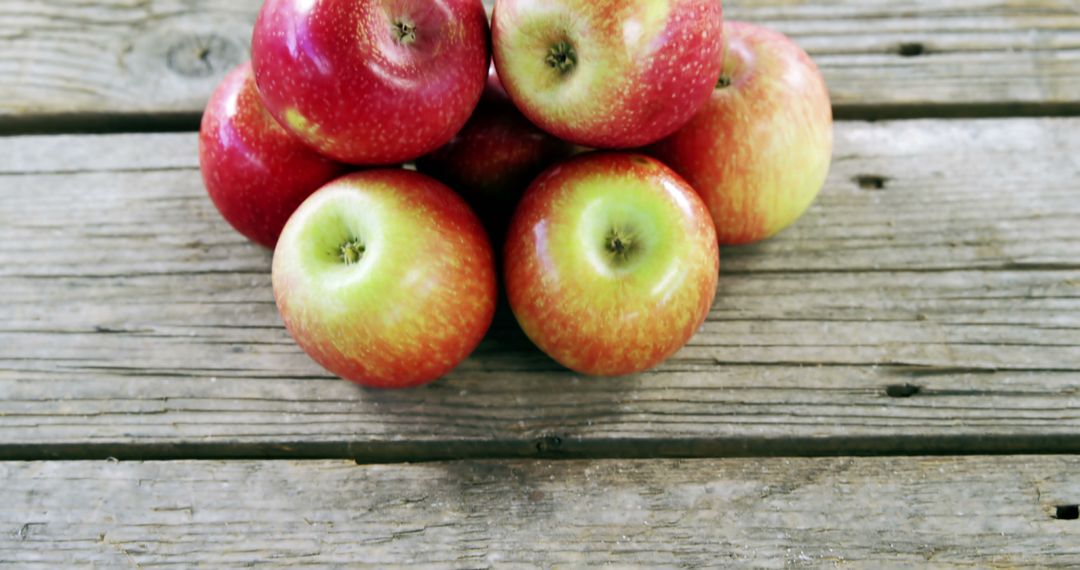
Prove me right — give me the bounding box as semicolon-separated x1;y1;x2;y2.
166;34;242;78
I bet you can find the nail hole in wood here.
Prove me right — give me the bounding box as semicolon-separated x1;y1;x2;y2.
1055;505;1079;520
536;435;563;453
855;174;888;190
898;42;926;57
886;384;921;398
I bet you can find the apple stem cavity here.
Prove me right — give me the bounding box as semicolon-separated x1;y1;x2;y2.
546;41;578;75
604;227;639;264
716;76;732;89
339;239;366;265
392;20;417;45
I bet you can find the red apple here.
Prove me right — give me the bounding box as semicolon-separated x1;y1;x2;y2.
504;153;719;376
252;0;490;165
199;62;347;249
647;21;833;245
415;65;575;239
492;0;724;149
273;170;497;389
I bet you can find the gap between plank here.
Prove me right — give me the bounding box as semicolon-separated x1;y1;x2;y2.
0;112;202;136
6;434;1080;464
5;102;1080;136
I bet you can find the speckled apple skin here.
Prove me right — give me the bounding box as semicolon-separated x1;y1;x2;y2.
198;62;347;249
647;21;833;245
273;170;497;389
504;153;719;377
415;66;575;241
492;0;724;149
252;0;490;165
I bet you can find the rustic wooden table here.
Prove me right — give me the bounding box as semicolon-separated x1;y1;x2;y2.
2;0;1079;566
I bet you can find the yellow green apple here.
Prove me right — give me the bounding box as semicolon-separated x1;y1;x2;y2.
273;171;497;388
492;0;725;149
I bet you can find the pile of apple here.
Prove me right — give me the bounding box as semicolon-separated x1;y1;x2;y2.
199;0;832;389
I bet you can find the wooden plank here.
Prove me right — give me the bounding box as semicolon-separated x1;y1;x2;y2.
1;456;1079;567
0;118;1078;459
2;0;1080;129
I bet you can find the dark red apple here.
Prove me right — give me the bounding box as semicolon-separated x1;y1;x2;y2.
251;0;490;165
415;66;575;239
199;62;347;249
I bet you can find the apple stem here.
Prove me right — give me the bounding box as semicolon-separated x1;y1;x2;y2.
605;228;638;263
392;20;417;45
716;76;732;89
339;239;366;265
546;41;578;75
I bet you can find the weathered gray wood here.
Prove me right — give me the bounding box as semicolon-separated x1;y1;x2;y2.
0;118;1077;459
1;456;1079;567
2;0;1080;129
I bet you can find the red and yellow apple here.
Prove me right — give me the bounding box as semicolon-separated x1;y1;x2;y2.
272;170;497;389
252;0;490;165
492;0;724;149
504;153;719;376
647;21;833;245
416;65;575;240
199;62;347;249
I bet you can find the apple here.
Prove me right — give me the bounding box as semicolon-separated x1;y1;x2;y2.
415;65;575;240
504;153;719;376
252;0;490;165
491;0;724;149
646;21;833;245
199;62;347;249
273;170;497;389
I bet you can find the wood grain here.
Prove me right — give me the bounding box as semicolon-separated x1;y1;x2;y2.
2;0;1080;130
0;118;1077;459
2;456;1079;567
